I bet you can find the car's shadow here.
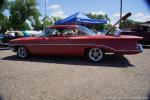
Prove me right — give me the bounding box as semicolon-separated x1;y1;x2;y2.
2;54;134;68
0;94;3;100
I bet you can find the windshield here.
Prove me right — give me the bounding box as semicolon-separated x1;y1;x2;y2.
78;26;97;36
43;25;97;37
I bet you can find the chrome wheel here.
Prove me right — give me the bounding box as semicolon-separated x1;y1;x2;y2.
87;48;104;62
17;47;28;58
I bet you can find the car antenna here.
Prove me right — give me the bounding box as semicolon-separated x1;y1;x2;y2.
105;12;131;35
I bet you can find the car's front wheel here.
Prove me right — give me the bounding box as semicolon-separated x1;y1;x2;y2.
17;46;29;59
87;48;104;62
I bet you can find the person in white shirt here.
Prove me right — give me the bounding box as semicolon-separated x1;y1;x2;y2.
114;27;122;37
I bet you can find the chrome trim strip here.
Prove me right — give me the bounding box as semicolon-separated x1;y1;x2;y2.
12;43;142;52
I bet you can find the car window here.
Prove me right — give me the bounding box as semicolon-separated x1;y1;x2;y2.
44;27;86;37
44;28;61;37
61;28;86;36
78;26;97;36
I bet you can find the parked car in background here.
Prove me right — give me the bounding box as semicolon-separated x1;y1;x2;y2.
0;34;4;43
121;24;150;45
9;25;143;62
1;31;24;43
1;30;43;43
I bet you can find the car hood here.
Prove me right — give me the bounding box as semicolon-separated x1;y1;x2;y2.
9;37;43;46
10;37;42;41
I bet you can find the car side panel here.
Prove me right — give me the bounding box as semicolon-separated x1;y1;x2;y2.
63;36;142;55
10;35;142;56
21;37;66;56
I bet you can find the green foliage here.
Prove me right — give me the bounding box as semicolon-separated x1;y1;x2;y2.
86;13;110;31
0;0;10;33
86;13;110;21
43;16;62;27
0;0;7;11
42;16;52;27
0;0;63;31
0;17;10;33
120;19;138;27
31;18;43;30
9;0;40;30
50;16;62;23
104;23;112;30
43;16;62;26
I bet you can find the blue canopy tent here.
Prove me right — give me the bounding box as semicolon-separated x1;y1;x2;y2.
55;12;107;25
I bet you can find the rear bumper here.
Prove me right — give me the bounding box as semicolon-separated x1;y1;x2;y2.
137;44;143;53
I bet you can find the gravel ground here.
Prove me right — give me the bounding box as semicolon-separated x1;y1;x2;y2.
0;48;150;100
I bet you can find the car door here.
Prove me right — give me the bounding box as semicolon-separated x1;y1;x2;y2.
60;28;88;56
42;36;66;55
61;35;86;56
27;28;66;56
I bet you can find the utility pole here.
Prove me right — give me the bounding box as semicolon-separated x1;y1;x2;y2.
120;0;123;28
45;0;47;19
44;0;47;27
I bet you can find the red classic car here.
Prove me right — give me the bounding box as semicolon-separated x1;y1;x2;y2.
9;25;143;62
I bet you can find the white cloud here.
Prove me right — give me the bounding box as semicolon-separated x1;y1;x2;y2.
113;13;126;18
135;15;150;22
111;12;150;23
113;13;120;17
130;13;150;22
90;11;106;15
133;13;144;19
51;10;65;18
48;5;61;11
48;4;65;18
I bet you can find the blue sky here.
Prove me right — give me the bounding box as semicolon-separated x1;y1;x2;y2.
37;0;150;23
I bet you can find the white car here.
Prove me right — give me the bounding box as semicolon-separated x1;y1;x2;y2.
25;30;43;37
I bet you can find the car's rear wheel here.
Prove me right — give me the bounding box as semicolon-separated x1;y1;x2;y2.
17;46;29;59
87;48;104;62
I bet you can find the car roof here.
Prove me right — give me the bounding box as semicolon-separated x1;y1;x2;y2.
48;25;79;29
5;31;22;34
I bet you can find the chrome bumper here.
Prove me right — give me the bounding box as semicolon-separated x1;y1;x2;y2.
137;44;143;53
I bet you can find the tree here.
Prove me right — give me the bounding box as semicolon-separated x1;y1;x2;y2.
0;0;6;18
0;0;10;33
31;17;43;30
9;0;41;30
86;13;110;21
120;19;138;27
86;13;110;31
42;16;62;27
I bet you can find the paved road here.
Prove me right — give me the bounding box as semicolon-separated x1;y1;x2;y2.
0;48;150;100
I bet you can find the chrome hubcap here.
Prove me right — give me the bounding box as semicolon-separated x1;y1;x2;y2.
89;48;103;62
18;47;27;58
